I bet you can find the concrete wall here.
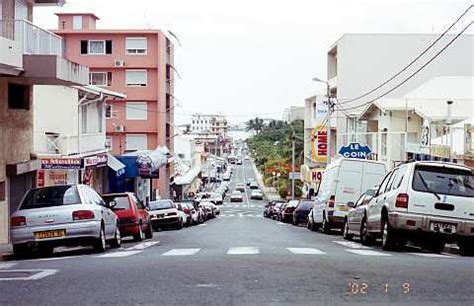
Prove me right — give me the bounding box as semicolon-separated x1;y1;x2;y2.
0;78;33;244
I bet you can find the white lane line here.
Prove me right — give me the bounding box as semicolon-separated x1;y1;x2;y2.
408;253;454;258
227;247;259;255
35;255;81;261
227;214;235;217
287;248;326;255
197;224;207;227
126;241;160;251
333;240;371;249
0;269;58;281
162;248;201;256
255;215;264;218
246;214;254;217
346;249;392;256
0;263;17;269
277;222;286;225
97;251;142;258
238;213;244;217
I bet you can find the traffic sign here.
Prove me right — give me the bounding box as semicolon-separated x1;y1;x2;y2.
289;172;301;180
338;143;372;159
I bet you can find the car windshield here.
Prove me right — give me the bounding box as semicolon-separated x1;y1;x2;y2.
20;186;81;210
413;166;474;198
102;195;130;210
149;201;174;210
298;201;313;210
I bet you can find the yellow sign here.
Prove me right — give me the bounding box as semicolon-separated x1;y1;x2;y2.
311;125;328;163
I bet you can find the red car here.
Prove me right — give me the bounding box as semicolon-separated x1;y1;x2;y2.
102;193;153;241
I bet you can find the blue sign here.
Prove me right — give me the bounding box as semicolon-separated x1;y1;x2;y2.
338;143;372;159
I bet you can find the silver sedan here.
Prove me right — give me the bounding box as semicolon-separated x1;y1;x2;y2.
10;184;121;257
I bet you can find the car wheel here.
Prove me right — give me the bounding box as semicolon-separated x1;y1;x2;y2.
458;240;474;256
145;222;153;239
110;226;122;248
381;219;399;251
13;244;32;259
176;220;183;230
322;213;331;234
134;223;145;242
360;217;374;246
93;226;107;253
343;219;353;241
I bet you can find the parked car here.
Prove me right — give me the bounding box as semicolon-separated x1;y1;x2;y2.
148;200;184;230
10;185;121;257
341;187;378;239
236;159;243;165
265;200;286;218
181;202;199;225
363;161;474;255
293;200;313;226
276;203;287;221
200;201;218;219
230;191;244;202
280;200;299;223
249;181;259;189
309;158;387;233
175;203;190;227
250;189;264;200
102;192;153;241
209;192;223;205
236;183;246;192
223;172;231;181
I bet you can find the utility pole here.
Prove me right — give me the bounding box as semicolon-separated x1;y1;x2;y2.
326;83;334;166
447;100;454;161
291;130;295;199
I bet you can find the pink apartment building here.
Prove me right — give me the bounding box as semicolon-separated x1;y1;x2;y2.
53;13;175;198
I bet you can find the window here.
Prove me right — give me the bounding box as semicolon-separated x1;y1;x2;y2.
126;134;148;151
105;136;112;149
391;166;406;190
73;16;82;30
89;72;108;86
81;40;112;54
81;104;88;133
8;83;30;110
125;70;147;86
126;102;147;120
412;165;474;198
126;37;147;54
385;169;399;192
376;171;394;197
105;104;113;119
20;186;81;210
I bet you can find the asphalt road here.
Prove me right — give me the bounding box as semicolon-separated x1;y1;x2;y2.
0;160;473;306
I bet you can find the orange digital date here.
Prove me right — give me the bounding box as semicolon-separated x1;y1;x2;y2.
348;282;411;294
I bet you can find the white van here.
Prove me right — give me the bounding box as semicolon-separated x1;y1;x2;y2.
308;158;387;233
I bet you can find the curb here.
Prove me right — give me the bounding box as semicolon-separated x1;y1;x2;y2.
250;159;281;201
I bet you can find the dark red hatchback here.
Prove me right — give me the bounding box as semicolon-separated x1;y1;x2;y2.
102;193;153;241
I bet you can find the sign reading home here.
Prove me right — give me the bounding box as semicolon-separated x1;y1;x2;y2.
338;143;372;159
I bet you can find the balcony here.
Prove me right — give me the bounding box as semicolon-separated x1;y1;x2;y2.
0;19;88;85
37;132;106;156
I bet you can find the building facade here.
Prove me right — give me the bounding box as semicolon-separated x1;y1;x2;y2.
191;114;228;136
53;13;175;198
283;106;305;123
0;0;89;244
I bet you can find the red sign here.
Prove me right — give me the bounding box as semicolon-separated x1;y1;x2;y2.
317;131;327;156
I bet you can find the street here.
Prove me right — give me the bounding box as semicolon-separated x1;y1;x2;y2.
0;160;472;306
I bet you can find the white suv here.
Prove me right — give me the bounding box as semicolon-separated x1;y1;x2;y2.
364;161;473;255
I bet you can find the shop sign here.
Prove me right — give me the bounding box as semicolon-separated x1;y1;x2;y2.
311;169;324;182
41;158;81;170
97;153;108;167
338;143;372;159
311;125;328;163
83;156;98;168
430;144;450;158
137;151;167;178
82;153;108;168
37;169;79;187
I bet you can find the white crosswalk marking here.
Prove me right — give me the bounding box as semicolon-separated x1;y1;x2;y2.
97;251;142;258
227;247;259;255
408;253;454;258
333;240;371;249
0;263;17;269
238;213;244;217
287;248;326;255
197;224;207;227
126;241;160;251
162;248;201;256
345;249;392;256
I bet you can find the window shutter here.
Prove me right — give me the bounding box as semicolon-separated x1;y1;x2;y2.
105;40;112;54
81;40;88;54
107;72;112;86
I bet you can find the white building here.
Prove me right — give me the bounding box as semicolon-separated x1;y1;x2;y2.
326;33;474;150
191;114;228;136
283;106;305;123
34;85;126;194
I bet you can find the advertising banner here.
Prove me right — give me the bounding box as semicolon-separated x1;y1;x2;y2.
310;125;328;163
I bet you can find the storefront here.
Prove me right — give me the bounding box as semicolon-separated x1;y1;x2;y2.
6;160;42;216
300;165;324;199
171;166;202;200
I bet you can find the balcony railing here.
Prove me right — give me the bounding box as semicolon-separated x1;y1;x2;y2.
37;132;106;156
0;19;63;56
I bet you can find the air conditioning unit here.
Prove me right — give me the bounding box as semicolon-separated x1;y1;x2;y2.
114;125;125;133
114;59;125;67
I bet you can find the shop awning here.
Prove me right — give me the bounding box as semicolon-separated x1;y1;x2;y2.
107;154;126;177
174;166;201;185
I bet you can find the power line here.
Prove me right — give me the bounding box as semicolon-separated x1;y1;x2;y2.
337;21;473;113
337;4;473;106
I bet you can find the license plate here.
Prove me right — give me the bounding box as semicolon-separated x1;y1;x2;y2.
337;205;349;211
34;229;66;240
430;222;456;234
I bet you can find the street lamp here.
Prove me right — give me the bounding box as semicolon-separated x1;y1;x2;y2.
312;77;333;166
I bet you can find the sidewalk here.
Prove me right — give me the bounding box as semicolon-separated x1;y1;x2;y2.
250;159;281;201
0;243;13;261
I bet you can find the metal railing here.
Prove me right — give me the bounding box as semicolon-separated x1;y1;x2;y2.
0;19;63;56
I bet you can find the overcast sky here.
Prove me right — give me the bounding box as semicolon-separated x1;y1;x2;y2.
34;0;472;125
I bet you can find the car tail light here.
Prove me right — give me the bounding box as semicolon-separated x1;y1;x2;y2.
471;228;474;233
11;216;26;227
183;208;190;214
72;210;95;220
395;193;409;209
328;195;336;208
406;220;416;226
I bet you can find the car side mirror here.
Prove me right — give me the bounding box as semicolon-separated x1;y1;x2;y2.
108;200;117;208
347;201;355;208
